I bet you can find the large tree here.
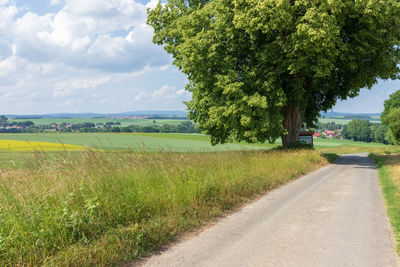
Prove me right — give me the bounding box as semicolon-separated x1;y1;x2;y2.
148;0;400;147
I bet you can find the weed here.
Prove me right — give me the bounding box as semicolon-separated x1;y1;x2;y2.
0;149;327;266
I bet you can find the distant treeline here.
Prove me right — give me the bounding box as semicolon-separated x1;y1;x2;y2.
342;119;392;144
60;121;200;133
342;115;372;119
314;119;392;145
0;116;200;134
317;122;344;131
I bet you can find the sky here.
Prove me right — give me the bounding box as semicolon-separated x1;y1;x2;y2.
0;0;399;115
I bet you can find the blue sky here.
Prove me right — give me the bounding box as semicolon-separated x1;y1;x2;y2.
0;0;398;115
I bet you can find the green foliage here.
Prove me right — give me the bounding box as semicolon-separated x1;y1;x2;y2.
0;115;6;126
342;119;372;142
382;91;400;144
374;124;390;144
383;108;400;144
148;0;400;146
382;91;400;120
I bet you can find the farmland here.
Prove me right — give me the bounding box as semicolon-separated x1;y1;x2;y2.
10;118;187;127
0;132;396;170
319;117;381;124
0;140;86;152
0;133;270;152
11;116;381;126
0;132;393;152
0;132;397;266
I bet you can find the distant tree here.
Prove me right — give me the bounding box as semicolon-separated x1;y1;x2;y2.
343;119;372;142
148;0;400;147
382;108;400;144
111;127;121;132
374;124;389;144
0;115;7;126
17;121;34;127
382;90;400;144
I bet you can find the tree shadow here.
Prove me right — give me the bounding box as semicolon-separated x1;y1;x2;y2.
321;153;339;163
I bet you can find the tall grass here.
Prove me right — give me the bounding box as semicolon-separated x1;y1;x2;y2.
370;153;400;255
0;149;327;266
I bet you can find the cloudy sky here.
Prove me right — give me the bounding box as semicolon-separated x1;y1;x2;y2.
0;0;399;115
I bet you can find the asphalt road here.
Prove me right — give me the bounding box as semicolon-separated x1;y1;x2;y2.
140;153;399;267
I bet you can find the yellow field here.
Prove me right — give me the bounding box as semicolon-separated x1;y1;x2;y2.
0;140;87;151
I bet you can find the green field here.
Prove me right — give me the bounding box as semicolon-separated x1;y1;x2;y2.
11;117;382;127
0;133;392;152
0;133;271;152
11;118;186;126
0;133;394;169
318;118;381;124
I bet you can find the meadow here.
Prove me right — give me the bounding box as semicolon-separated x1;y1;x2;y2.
318;118;381;124
0;133;395;168
0;148;327;266
0;133;397;266
0;132;392;151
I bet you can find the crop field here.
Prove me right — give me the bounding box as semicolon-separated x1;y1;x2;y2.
0;140;86;152
318;118;381;124
0;133;395;169
0;133;394;153
11;118;187;126
0;133;271;152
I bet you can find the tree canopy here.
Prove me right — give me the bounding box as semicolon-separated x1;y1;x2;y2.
148;0;400;147
342;119;372;142
382;90;400;144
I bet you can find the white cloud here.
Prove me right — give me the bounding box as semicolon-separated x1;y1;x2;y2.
8;0;168;72
50;0;64;6
0;0;190;114
0;4;18;33
0;41;12;60
133;91;147;102
132;85;191;105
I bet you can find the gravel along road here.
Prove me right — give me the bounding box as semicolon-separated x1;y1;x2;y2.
140;153;399;267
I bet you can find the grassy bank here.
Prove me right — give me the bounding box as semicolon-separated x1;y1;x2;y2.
370;153;400;255
0;149;327;266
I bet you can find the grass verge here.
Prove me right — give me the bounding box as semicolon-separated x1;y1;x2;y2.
0;149;327;266
369;153;400;255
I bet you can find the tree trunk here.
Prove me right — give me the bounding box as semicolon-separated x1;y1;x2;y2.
281;104;303;148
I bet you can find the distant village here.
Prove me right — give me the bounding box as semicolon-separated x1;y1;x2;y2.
313;129;343;139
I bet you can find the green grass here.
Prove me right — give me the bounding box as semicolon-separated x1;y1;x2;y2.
0;133;271;151
0;149;327;266
0;133;393;152
11;118;187;126
369;153;400;255
0;133;395;170
0;133;397;265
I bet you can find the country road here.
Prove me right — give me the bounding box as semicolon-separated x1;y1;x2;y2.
139;153;399;267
